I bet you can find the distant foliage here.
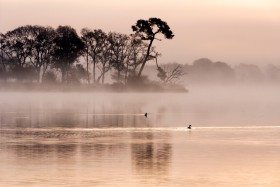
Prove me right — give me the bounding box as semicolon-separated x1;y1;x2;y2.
144;58;280;85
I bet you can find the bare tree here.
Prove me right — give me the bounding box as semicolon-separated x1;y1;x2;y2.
125;36;160;83
81;28;107;84
5;26;33;69
81;28;91;84
28;26;56;82
125;36;146;80
0;33;10;74
4;26;39;81
2;26;56;82
96;34;112;84
109;32;130;83
157;64;185;84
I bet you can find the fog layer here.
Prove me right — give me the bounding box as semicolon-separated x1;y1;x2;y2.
0;85;279;128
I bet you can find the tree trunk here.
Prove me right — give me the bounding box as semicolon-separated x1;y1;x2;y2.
66;67;69;84
93;61;96;84
125;63;129;84
86;53;90;84
37;67;41;83
0;56;6;72
61;69;66;83
92;54;97;84
117;69;121;83
41;63;48;83
66;62;71;84
102;66;105;84
137;38;154;77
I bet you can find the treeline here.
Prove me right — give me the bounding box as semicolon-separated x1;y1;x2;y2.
0;25;152;84
144;58;280;84
0;18;175;88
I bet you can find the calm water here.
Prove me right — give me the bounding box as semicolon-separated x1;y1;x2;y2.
0;86;280;186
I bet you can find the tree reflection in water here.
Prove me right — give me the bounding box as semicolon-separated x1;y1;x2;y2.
131;132;172;177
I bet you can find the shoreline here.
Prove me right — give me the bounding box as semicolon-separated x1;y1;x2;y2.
0;83;188;93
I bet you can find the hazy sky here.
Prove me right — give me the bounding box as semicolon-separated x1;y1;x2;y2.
1;0;280;66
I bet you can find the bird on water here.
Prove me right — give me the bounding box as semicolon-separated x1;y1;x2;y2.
188;125;192;129
144;113;148;118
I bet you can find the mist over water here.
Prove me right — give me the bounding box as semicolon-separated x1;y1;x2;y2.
0;85;280;187
0;84;280;129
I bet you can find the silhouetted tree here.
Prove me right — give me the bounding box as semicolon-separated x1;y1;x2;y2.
81;28;107;84
157;64;184;84
27;26;56;82
132;17;174;77
53;26;84;83
2;26;57;82
81;28;91;84
42;71;57;84
4;26;41;81
1;23;178;88
125;37;145;78
109;32;130;83
0;33;9;78
5;26;32;69
125;35;160;83
96;33;113;84
68;64;88;83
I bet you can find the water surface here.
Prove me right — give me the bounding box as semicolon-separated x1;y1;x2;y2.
0;86;280;186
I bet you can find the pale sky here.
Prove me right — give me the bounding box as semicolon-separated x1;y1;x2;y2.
1;0;280;66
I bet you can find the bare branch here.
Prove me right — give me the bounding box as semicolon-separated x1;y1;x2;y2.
158;64;185;84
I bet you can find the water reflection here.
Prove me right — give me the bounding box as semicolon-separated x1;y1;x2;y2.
1;91;280;186
1;125;280;186
9;143;78;160
0;94;149;129
0;130;173;186
131;132;172;177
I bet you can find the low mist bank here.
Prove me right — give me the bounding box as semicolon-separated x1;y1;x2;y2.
0;84;280;128
1;56;280;92
144;58;280;85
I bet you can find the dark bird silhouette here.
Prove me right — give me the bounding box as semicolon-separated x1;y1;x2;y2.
144;113;148;118
188;125;192;129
